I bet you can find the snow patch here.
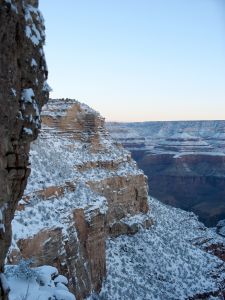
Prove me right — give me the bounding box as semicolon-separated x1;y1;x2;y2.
31;58;37;67
21;88;34;103
5;264;75;300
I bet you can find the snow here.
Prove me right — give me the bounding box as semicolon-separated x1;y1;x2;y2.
108;121;225;156
0;224;5;233
25;25;41;46
97;197;225;300
23;2;45;46
0;205;6;233
23;127;33;135
20;88;41;128
42;80;52;92
11;88;16;97
120;213;149;227
21;88;34;103
31;58;38;67
54;275;69;285
12;182;108;241
5;264;75;300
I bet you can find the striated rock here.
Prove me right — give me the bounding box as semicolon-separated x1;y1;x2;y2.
8;99;150;299
0;0;49;296
41;99;106;151
108;121;225;226
87;174;149;225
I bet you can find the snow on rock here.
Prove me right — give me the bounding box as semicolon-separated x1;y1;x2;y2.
24;3;45;46
31;58;38;67
21;88;35;103
97;197;225;300
216;220;225;237
10;99;149;300
5;264;75;300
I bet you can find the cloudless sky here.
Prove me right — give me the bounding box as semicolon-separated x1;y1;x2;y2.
39;0;225;121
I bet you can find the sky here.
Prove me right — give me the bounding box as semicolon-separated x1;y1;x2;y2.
39;0;225;122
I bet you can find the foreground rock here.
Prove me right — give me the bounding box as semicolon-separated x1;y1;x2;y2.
0;0;49;296
8;99;150;300
108;121;225;226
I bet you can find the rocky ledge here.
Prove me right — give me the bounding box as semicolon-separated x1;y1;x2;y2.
8;99;150;300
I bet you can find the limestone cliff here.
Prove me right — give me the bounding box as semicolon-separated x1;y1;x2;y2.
0;0;49;294
8;99;150;299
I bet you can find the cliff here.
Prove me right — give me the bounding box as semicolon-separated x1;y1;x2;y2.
108;121;225;226
8;99;150;300
0;0;49;296
6;100;225;299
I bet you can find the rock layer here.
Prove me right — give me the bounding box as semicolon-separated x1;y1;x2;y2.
8;99;150;299
0;0;48;296
108;121;225;226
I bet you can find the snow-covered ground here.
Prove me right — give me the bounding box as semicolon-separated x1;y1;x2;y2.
5;264;75;300
95;197;225;300
24;126;140;194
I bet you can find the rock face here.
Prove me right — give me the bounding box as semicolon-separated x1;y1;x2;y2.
0;0;49;294
8;99;150;299
108;121;225;226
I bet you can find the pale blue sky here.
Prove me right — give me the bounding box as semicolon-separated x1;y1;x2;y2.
39;0;225;121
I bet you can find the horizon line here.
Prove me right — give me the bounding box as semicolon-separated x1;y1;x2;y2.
106;118;225;123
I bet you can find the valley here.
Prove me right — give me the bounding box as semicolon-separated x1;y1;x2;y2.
108;121;225;226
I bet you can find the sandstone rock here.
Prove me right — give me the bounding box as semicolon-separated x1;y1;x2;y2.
0;1;49;297
8;99;150;299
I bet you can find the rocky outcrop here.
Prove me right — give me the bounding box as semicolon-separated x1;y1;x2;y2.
108;121;225;226
0;0;49;296
8;99;150;299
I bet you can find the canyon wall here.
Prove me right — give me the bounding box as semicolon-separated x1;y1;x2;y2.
108;121;225;226
0;0;49;296
8;99;150;300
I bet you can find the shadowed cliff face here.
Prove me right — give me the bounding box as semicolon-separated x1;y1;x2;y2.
0;0;49;288
132;152;225;226
108;121;225;227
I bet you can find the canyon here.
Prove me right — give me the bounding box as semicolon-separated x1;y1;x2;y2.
6;100;225;300
1;1;225;299
108;121;225;227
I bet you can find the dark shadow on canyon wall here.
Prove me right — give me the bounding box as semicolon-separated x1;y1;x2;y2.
132;151;225;227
